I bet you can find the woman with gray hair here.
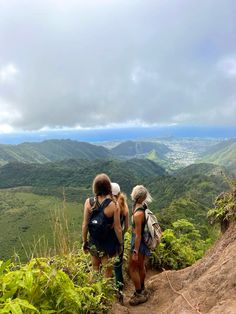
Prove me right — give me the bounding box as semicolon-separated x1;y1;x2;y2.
128;185;152;306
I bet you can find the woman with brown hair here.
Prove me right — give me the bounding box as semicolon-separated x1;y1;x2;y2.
128;185;152;306
82;173;123;278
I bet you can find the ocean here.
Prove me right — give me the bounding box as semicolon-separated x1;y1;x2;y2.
0;125;235;144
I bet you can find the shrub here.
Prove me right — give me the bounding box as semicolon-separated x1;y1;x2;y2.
0;251;115;313
150;219;209;270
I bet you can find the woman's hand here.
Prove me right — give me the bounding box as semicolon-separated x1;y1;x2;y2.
132;250;139;262
82;241;89;254
82;198;92;253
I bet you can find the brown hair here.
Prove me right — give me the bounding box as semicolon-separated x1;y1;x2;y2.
92;173;112;197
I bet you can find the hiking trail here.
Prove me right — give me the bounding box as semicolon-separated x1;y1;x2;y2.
111;220;236;314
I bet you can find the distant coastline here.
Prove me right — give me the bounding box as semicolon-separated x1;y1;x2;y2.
0;125;236;145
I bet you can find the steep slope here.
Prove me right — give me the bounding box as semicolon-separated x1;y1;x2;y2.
145;219;236;314
113;218;236;314
200;139;236;171
0;139;111;164
111;141;171;158
173;162;227;178
148;163;228;236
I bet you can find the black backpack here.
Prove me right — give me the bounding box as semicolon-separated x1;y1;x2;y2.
88;197;113;242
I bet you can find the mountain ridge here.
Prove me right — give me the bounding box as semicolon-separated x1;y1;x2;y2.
0;139;112;165
0;158;166;192
200;139;236;171
111;140;171;157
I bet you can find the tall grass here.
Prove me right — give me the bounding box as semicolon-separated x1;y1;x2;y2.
21;187;79;260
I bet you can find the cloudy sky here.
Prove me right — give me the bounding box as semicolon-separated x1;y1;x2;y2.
0;0;236;133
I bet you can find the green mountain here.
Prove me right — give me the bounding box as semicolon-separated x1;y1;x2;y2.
174;163;226;177
0;158;166;193
200;139;236;171
0;139;111;165
0;158;166;260
149;163;228;238
111;140;171;158
0;160;229;261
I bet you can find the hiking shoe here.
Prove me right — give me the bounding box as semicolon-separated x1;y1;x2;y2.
141;288;149;298
116;291;124;305
129;292;148;306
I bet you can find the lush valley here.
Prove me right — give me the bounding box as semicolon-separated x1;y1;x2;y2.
0;155;231;261
0;189;83;260
0;137;234;262
0;137;235;313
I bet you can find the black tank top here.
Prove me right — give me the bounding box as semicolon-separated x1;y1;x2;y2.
132;206;146;234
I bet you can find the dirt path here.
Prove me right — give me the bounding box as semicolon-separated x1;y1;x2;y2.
111;269;159;314
111;220;236;314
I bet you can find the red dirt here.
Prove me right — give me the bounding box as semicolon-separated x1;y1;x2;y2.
111;221;236;314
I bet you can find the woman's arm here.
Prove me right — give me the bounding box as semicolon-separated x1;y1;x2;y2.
124;204;129;233
82;198;91;251
113;203;123;244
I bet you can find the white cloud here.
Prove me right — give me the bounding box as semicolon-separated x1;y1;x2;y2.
0;124;15;133
171;113;193;123
217;57;236;77
0;0;235;130
0;63;18;83
0;99;22;124
131;66;159;84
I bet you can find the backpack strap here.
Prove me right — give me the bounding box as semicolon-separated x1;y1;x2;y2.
133;206;146;215
91;197;112;212
89;197;96;207
132;206;146;227
100;198;112;211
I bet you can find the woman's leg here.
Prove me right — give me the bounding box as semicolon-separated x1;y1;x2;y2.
128;253;148;305
128;254;141;291
114;252;124;291
101;255;113;278
91;255;101;272
139;254;146;290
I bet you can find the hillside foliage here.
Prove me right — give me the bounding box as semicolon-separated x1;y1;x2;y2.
0;253;115;313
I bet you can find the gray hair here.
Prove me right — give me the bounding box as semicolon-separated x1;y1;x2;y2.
131;185;152;204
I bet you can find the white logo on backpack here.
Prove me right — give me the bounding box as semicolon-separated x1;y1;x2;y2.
144;208;162;250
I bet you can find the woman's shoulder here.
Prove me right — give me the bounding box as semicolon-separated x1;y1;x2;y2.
133;207;145;217
84;197;93;213
105;198;117;210
134;205;145;212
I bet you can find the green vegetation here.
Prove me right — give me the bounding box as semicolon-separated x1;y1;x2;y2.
0;253;115;313
0;189;83;261
150;219;210;270
0;139;172;166
148;167;228;238
111;140;170;158
200;139;236;171
0;160;230;263
0;138;235;312
150;178;235;271
0;158;166;192
0;139;111;165
207;179;236;233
